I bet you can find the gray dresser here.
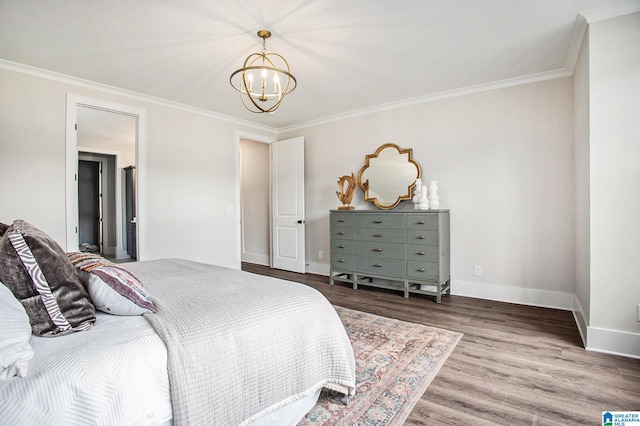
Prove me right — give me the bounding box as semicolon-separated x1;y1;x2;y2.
329;210;450;302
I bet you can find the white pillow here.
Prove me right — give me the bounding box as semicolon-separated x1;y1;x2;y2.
0;280;35;379
67;252;156;316
78;269;154;316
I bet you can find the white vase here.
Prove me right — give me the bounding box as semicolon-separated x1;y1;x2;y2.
419;185;429;210
412;179;422;209
428;180;439;210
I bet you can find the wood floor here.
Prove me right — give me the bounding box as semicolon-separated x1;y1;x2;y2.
241;263;640;425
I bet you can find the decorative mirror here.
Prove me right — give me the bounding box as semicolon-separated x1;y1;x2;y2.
357;143;421;209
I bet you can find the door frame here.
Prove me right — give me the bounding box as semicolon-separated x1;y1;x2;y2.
65;94;148;259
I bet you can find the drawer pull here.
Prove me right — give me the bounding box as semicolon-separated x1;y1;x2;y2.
337;219;344;223
417;251;425;255
374;220;383;224
418;235;425;239
417;268;425;272
338;232;344;236
373;233;382;238
373;264;382;268
373;248;383;252
338;259;345;263
417;220;425;224
338;245;345;249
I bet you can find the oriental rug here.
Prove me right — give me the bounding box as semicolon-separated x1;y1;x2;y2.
299;306;462;426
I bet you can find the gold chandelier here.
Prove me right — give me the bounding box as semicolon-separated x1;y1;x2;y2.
230;30;297;113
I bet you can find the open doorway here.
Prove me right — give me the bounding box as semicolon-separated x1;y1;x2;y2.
240;139;271;266
76;106;136;260
78;156;104;254
238;135;306;273
66;95;146;260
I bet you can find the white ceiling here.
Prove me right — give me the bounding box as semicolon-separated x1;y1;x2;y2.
0;0;634;130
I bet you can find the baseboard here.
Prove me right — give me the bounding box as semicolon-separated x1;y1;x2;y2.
451;279;574;310
241;253;270;266
586;327;640;359
306;261;330;276
572;296;588;348
303;264;639;358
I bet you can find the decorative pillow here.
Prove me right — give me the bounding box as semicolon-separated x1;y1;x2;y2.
0;220;95;336
67;252;155;315
0;280;34;379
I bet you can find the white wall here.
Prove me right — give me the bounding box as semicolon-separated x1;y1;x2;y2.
281;77;576;308
0;66;276;269
588;12;640;341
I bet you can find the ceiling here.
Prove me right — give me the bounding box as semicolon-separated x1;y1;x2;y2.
0;0;632;130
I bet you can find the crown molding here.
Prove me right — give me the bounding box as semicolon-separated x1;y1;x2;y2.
0;59;278;135
579;0;640;24
279;68;572;133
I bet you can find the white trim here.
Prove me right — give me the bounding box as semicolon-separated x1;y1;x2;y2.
234;131;277;269
66;94;148;260
566;14;589;73
579;0;640;24
0;59;277;134
306;261;330;276
572;295;589;348
449;279;574;310
241;253;270;267
278;69;572;133
586;327;640;359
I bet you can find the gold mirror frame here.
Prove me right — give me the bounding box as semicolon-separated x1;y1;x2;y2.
357;143;421;209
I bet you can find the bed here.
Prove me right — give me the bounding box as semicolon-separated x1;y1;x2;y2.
0;220;356;425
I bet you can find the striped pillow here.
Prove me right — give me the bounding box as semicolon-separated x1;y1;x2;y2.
0;220;95;336
67;252;155;315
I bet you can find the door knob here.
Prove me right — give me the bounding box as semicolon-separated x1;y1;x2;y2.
297;219;305;224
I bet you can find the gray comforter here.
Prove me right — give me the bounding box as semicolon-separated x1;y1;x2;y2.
127;259;355;426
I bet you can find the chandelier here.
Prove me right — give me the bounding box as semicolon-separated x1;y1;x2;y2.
230;30;297;113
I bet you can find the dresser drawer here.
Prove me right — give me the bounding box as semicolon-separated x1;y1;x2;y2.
356;256;406;276
356;241;405;260
331;254;354;270
407;245;438;262
331;213;355;228
331;227;354;240
406;214;438;230
355;228;405;243
332;239;354;254
406;230;438;245
355;213;405;229
407;261;439;280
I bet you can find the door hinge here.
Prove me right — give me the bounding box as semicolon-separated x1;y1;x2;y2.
75;123;78;131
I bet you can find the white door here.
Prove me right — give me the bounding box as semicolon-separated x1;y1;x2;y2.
271;136;305;273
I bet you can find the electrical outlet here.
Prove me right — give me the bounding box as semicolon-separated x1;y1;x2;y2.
474;265;482;276
318;251;323;259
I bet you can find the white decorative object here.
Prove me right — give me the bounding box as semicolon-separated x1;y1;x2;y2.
428;180;440;210
419;185;429;210
412;179;422;209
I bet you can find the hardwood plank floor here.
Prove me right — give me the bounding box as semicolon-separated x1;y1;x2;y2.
241;263;640;425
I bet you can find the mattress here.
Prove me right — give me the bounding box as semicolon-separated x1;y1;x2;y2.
0;313;172;425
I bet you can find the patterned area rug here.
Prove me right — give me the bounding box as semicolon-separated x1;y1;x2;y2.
299;306;462;425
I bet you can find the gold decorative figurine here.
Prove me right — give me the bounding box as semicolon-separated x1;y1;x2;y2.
336;173;357;210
